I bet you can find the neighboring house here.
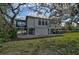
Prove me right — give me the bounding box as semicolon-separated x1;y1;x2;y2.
16;16;61;35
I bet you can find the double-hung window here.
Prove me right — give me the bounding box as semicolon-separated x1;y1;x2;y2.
38;19;41;25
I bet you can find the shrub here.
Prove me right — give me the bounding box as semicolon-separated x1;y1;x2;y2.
8;28;17;38
0;38;6;43
0;38;6;47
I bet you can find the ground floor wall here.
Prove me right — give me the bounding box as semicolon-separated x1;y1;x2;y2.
35;28;48;35
16;27;62;35
26;27;61;35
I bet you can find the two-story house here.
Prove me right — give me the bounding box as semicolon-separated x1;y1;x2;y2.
16;16;61;35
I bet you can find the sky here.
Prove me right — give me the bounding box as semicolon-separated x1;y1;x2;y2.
9;4;35;19
14;4;78;22
18;7;31;16
16;6;49;19
16;6;34;20
16;3;52;18
18;8;29;16
12;3;79;27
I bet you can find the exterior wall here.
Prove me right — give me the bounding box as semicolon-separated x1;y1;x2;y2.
34;18;49;35
27;16;49;35
35;18;49;35
27;16;61;35
27;16;49;28
27;17;35;28
34;18;49;28
35;28;48;35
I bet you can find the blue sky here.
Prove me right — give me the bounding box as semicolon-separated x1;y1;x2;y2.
18;7;31;16
17;4;51;17
15;7;34;20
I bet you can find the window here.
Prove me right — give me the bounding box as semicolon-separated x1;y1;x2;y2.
38;20;41;25
45;21;48;25
17;22;26;27
29;28;35;35
42;20;44;25
38;19;48;26
16;21;26;27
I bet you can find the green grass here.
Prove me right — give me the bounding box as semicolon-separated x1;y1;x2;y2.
0;32;79;55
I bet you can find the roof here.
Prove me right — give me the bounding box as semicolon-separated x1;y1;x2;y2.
26;16;60;20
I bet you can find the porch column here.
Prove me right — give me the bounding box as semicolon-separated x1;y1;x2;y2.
27;28;29;35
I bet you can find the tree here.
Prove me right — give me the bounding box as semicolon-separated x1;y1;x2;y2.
0;5;10;44
0;3;26;28
0;3;27;39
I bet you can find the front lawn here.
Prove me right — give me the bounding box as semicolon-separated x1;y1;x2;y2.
0;32;79;55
